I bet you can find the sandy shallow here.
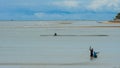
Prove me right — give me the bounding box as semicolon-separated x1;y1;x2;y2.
0;21;120;68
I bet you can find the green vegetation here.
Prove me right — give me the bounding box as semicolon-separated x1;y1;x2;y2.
115;13;120;19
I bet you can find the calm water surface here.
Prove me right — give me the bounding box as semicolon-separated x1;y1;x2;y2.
0;21;120;68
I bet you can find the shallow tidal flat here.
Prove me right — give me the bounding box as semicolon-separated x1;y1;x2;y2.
0;21;120;68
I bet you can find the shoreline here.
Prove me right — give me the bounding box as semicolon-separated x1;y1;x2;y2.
0;26;120;28
103;21;120;24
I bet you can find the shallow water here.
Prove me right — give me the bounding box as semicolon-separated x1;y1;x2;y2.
0;21;120;68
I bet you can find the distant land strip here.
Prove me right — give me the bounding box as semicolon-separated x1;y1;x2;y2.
0;26;120;28
40;35;108;36
70;26;120;28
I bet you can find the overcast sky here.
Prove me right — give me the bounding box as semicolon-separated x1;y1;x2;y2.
0;0;120;20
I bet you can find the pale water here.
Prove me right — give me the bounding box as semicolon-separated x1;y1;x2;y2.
0;21;120;68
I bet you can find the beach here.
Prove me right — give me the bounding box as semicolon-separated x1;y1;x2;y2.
0;21;120;68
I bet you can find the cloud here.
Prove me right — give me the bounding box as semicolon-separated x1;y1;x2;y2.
33;12;115;20
0;0;119;20
34;12;63;18
88;0;120;11
53;0;80;9
34;12;86;20
34;12;64;20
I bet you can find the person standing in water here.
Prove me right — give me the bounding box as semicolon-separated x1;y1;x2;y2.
89;46;99;58
93;51;97;58
54;33;57;36
93;51;99;58
89;46;94;57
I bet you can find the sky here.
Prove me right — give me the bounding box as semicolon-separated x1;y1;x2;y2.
0;0;120;20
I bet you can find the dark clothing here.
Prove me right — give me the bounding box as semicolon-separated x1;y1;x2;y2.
90;48;93;57
90;49;93;57
54;33;57;36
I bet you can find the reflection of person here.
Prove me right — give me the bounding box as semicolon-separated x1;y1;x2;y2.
89;46;93;57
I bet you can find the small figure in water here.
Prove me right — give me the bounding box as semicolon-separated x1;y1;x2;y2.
89;46;99;58
54;33;57;36
93;51;99;58
93;51;97;58
89;46;94;57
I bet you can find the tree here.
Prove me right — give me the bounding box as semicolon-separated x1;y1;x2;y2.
115;13;120;19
